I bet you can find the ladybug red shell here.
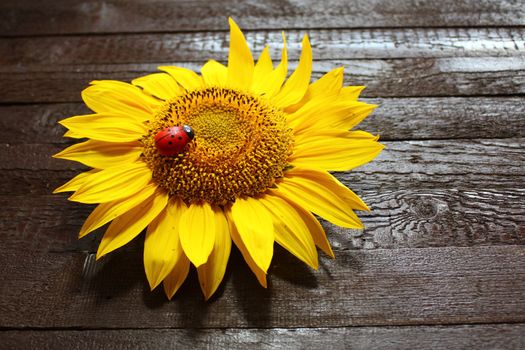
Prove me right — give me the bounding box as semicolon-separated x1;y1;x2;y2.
154;125;195;156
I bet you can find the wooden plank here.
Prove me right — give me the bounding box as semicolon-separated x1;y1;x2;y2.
2;57;524;102
2;186;523;254
2;324;524;349
1;97;524;145
0;103;90;145
2;28;523;66
1;0;524;36
1;138;522;195
0;244;523;328
339;188;525;250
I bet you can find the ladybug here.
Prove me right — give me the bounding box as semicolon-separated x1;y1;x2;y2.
154;125;195;156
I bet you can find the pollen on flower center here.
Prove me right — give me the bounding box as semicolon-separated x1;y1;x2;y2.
142;87;294;206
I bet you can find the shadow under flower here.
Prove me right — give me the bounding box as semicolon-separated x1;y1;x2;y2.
82;239;144;305
81;233;323;328
270;245;319;289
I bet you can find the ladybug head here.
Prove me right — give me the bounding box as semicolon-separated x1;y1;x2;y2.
182;125;195;140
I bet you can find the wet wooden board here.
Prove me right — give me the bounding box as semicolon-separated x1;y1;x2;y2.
2;28;523;65
1;243;524;328
1;0;524;36
2;57;524;102
1;28;524;103
2;324;524;349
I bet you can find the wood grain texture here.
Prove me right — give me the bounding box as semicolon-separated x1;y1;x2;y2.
2;57;524;103
2;324;524;350
1;244;524;328
2;28;524;66
2;27;523;102
1;97;524;145
339;188;525;250
2;187;523;254
1;0;524;36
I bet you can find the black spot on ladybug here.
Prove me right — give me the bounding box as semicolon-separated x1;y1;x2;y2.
168;141;173;145
171;135;175;138
178;136;183;140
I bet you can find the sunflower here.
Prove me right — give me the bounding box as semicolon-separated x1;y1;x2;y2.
53;18;383;300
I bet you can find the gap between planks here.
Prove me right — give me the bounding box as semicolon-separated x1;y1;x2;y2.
1;321;525;331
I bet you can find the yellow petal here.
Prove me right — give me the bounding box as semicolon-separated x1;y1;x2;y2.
96;188;168;259
225;208;267;287
53;140;142;169
63;130;84;139
348;130;381;140
289;98;376;135
79;183;158;238
307;67;344;99
163;253;190;299
59;113;147;142
179;202;216;267
340;86;365;100
291;134;384;171
285;67;344;113
144;198;187;290
272;191;334;258
295;129;379;144
258;33;288;97
197;208;232;300
227;17;254;90
132;73;182;100
69;162;152;204
159;65;203;91
251;46;273;94
201;60;227;87
295;129;378;143
260;195;318;269
273;35;312;108
331;103;378;130
82;80;161;121
230;197;274;272
276;168;366;228
53;169;100;194
292;168;370;212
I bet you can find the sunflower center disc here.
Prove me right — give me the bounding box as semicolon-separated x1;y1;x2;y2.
142;87;293;206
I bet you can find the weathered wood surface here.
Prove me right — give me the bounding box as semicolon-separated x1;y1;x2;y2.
2;57;524;103
1;28;524;103
1;0;524;36
1;244;524;328
2;324;524;350
2;28;524;65
1;97;524;144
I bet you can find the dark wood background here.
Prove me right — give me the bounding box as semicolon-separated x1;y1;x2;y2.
1;1;524;349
